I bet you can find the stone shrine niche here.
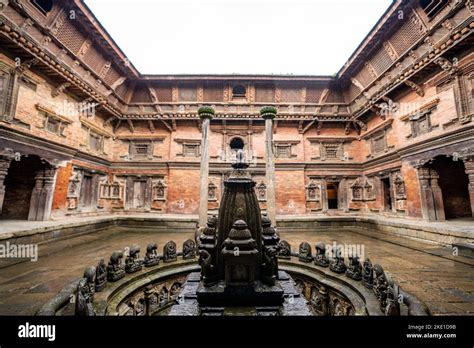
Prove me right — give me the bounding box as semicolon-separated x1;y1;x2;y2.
306;179;322;212
256;181;267;202
98;176;126;210
392;172;407;212
67;167;104;212
350;178;364;201
208;181;217;201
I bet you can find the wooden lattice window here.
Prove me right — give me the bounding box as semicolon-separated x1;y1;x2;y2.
372;133;386;153
89;132;103;152
129;141;153;159
232;85;246;98
31;0;53;15
419;0;449;19
0;73;7;116
183;144;200;157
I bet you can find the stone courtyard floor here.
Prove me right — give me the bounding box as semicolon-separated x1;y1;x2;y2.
0;221;472;316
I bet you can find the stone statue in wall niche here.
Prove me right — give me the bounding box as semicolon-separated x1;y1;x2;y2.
183;239;196;259
314;243;330;267
144;243;160;267
277;240;291;259
95;259;107;292
298;242;313;263
163;241;177;262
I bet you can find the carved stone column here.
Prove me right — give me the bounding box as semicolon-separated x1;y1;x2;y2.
321;178;328;212
0;149;15;214
463;159;474;217
28;164;58;221
198;107;214;227
261;106;277;225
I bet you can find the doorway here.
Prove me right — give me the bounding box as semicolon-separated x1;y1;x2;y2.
326;182;339;209
1;155;43;219
133;180;147;209
381;178;393;211
431;156;471;219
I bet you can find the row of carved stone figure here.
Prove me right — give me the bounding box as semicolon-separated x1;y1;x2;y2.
277;240;402;316
75;239;197;316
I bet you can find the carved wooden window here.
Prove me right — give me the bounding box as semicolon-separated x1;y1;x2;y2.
323;143;341;160
89;132;103;152
232;85;246;98
419;0;448;19
371;132;387;154
275;144;291;158
256;182;267;201
0;73;6;115
408;110;436;138
306;181;320;201
183;144;200;157
130;141;153;159
153;180;166;200
31;0;53;15
208;181;217;201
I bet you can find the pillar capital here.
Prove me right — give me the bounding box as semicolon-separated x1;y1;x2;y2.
260;106;277;120
198;106;215;120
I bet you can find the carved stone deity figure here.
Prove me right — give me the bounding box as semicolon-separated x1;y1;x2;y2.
373;264;389;311
277;240;291;259
362;258;374;289
345;255;362;281
95;259;107;292
314;243;329;267
385;275;401;316
163;241;177;263
144;243;160;267
199;249;217;285
125;245;143;273
298;242;313;263
183;239;197;259
76;266;96;316
329;253;346;274
262;245;280;286
107;251;125;281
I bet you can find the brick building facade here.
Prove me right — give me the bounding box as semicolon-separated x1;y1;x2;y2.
0;0;473;222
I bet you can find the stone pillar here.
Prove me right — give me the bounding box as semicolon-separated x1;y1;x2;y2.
198;106;214;227
28;164;58;221
416;167;437;221
261;106;277;225
430;171;445;221
0;149;15;214
463;159;474;217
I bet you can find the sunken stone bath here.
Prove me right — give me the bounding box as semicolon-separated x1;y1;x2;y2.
38;151;429;316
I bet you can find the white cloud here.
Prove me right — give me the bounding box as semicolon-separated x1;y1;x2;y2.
85;0;392;75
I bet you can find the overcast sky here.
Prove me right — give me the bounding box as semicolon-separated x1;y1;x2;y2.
84;0;392;75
